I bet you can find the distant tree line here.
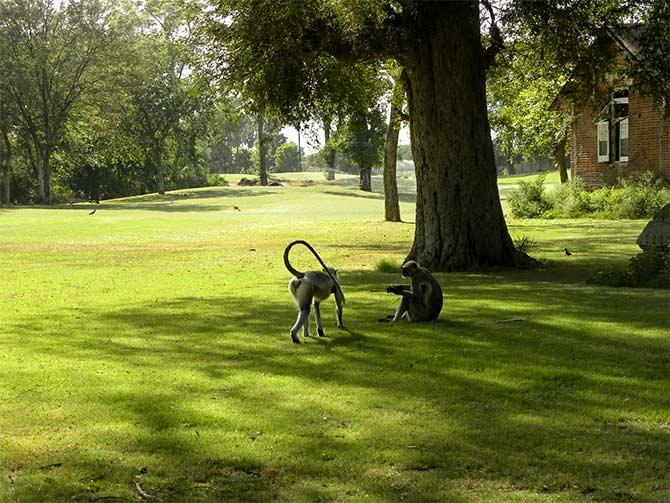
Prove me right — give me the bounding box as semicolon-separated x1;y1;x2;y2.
0;0;389;204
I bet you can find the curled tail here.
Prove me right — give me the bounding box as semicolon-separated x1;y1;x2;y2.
283;240;345;304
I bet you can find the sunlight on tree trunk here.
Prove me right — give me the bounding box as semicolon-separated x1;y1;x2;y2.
554;136;568;183
324;120;335;181
258;115;268;186
383;74;403;222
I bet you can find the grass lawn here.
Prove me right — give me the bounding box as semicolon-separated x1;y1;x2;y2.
0;174;668;502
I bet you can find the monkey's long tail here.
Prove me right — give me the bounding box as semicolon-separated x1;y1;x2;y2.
283;240;345;304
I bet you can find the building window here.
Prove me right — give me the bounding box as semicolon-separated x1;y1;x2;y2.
619;118;629;162
596;88;629;163
597;121;609;162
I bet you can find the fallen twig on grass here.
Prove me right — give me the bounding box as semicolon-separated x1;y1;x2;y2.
134;480;163;501
494;318;527;323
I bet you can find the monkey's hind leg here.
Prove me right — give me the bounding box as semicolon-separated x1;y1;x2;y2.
290;308;310;344
392;297;410;322
314;301;325;337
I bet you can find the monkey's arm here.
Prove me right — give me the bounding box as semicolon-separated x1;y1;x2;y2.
386;285;420;300
387;285;411;295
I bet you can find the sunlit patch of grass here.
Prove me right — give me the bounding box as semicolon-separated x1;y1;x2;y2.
0;182;667;502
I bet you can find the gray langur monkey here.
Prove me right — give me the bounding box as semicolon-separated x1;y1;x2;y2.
284;240;345;344
385;260;443;322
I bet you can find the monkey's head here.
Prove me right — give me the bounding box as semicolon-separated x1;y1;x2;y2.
323;267;339;279
400;260;419;278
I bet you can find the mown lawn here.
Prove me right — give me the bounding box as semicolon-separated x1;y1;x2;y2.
0;174;668;502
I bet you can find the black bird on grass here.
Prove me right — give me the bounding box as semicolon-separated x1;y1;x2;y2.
564;248;572;256
88;209;96;215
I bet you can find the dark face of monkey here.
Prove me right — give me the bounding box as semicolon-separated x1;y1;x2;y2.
400;260;418;278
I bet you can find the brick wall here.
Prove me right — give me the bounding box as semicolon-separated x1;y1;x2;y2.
570;83;670;189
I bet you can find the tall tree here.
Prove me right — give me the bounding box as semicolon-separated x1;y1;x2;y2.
383;67;405;221
205;0;658;269
336;106;386;192
0;0;113;204
322;118;337;181
487;47;570;182
204;0;520;269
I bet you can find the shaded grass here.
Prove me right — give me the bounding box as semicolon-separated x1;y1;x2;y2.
0;182;668;502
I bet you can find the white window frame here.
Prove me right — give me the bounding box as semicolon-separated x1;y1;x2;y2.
597;121;610;163
619;118;629;162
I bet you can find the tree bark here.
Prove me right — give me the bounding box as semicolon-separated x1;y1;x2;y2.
154;146;165;195
359;165;372;191
324;120;335;181
0;126;10;204
400;3;529;270
41;146;52;204
258;115;268;186
383;73;404;222
554;135;568;183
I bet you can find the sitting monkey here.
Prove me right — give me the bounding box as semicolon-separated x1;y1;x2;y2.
385;260;443;322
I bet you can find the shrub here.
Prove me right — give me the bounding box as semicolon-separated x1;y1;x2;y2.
508;173;552;218
374;258;400;273
545;179;592;218
628;250;670;288
588;250;669;289
513;235;538;254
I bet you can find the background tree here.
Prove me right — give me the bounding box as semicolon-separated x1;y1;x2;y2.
383;65;406;221
0;91;15;204
336;106;386;192
0;0;115;204
487;46;570;182
204;0;525;269
275;143;301;172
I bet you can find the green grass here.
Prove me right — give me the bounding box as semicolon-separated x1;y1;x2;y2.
0;177;668;502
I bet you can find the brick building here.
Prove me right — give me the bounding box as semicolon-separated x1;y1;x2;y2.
552;25;670;189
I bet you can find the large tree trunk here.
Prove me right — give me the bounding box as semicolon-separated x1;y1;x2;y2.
383;74;404;222
359;165;372;191
258;115;268;186
400;3;528;270
324;120;335;181
554;136;568;183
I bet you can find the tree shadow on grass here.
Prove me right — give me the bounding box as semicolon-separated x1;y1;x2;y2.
3;270;669;501
97;188;279;213
321;189;416;204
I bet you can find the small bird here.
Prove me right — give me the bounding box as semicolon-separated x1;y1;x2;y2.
233;206;241;211
564;248;572;256
88;209;96;215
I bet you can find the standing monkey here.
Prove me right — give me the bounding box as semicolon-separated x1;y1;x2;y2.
385;260;443;322
284;240;345;344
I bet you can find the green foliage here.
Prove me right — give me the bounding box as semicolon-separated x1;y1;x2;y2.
511;172;670;219
396;143;412;161
629;250;670;288
589;250;669;289
544;178;592;218
508;172;552;218
335;106;387;172
274;142;301;172
488;46;569;164
513;235;538;254
374;258;400;273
